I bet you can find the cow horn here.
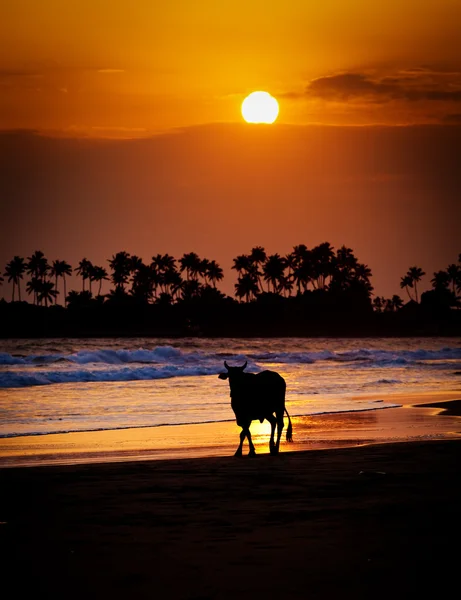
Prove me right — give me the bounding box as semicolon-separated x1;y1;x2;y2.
224;360;229;370
242;361;247;370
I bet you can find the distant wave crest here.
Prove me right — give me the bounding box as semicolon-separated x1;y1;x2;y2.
1;345;461;388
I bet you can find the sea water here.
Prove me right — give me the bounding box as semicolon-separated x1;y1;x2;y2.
1;337;460;438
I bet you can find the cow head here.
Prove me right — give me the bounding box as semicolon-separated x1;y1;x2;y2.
218;360;247;380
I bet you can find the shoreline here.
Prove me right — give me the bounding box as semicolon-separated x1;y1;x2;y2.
1;390;460;469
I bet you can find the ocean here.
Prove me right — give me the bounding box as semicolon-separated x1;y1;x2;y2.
1;336;461;440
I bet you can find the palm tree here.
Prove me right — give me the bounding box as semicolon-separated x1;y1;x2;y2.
164;267;183;301
207;260;224;288
235;273;259;302
26;277;43;304
336;246;358;270
49;260;72;304
372;296;384;313
311;242;335;289
27;250;49;281
283;252;296;296
400;275;414;301
232;254;252;276
199;258;211;285
92;266;109;296
179;252;201;281
290;245;311;293
355;263;373;289
407;266;426;303
75;258;93;292
4;256;26;301
130;255;143;273
131;263;154;302
249;246;267;292
390;295;404;311
263;254;286;293
26;250;49;303
446;264;461;296
37;280;58;307
431;270;450;290
108;252;131;292
180;279;201;301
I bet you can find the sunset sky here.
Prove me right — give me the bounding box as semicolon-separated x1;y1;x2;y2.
1;1;460;299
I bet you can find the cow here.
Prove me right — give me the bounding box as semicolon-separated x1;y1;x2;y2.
218;360;293;456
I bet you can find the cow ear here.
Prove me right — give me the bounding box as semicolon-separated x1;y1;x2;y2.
218;372;229;380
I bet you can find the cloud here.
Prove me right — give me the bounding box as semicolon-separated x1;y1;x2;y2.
306;69;461;103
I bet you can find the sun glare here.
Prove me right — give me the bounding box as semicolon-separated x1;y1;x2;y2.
241;91;279;124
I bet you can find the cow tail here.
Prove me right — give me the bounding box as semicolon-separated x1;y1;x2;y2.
285;407;293;442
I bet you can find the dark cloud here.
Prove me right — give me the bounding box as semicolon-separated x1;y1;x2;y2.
306;71;461;103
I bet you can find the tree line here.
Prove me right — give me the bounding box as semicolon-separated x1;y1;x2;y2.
2;246;461;311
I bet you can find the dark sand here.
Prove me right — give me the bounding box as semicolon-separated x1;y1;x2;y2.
1;438;460;600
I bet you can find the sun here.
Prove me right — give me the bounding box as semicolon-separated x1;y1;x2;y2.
241;91;279;124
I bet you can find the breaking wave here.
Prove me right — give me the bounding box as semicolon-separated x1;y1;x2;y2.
1;345;460;388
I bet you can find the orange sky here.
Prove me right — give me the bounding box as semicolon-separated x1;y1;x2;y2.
1;2;461;301
2;1;461;134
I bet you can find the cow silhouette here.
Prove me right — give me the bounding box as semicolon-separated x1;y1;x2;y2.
219;361;293;456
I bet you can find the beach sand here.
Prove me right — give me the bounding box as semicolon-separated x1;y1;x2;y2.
0;394;460;599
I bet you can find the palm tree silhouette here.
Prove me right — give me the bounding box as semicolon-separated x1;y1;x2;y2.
407;266;426;303
372;296;384;312
249;246;267;293
26;251;49;304
75;258;93;292
199;258;211;285
235;273;259;302
446;264;460;296
4;256;26;301
37;280;58;307
290;245;311;294
92;266;109;296
311;242;335;289
108;252;131;292
26;277;43;304
431;270;450;290
27;251;49;280
49;260;72;305
232;254;252;276
390;295;404;311
131;263;154;302
400;275;414;301
283;252;297;296
179;252;201;281
207;260;224;288
263;254;286;293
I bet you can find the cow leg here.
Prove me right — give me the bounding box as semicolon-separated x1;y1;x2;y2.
266;414;277;455
235;428;246;456
246;427;256;456
274;413;285;454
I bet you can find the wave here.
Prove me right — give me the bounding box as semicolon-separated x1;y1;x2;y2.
2;345;461;367
1;344;460;388
0;364;222;388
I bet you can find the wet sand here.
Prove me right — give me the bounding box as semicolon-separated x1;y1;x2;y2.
1;390;460;468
